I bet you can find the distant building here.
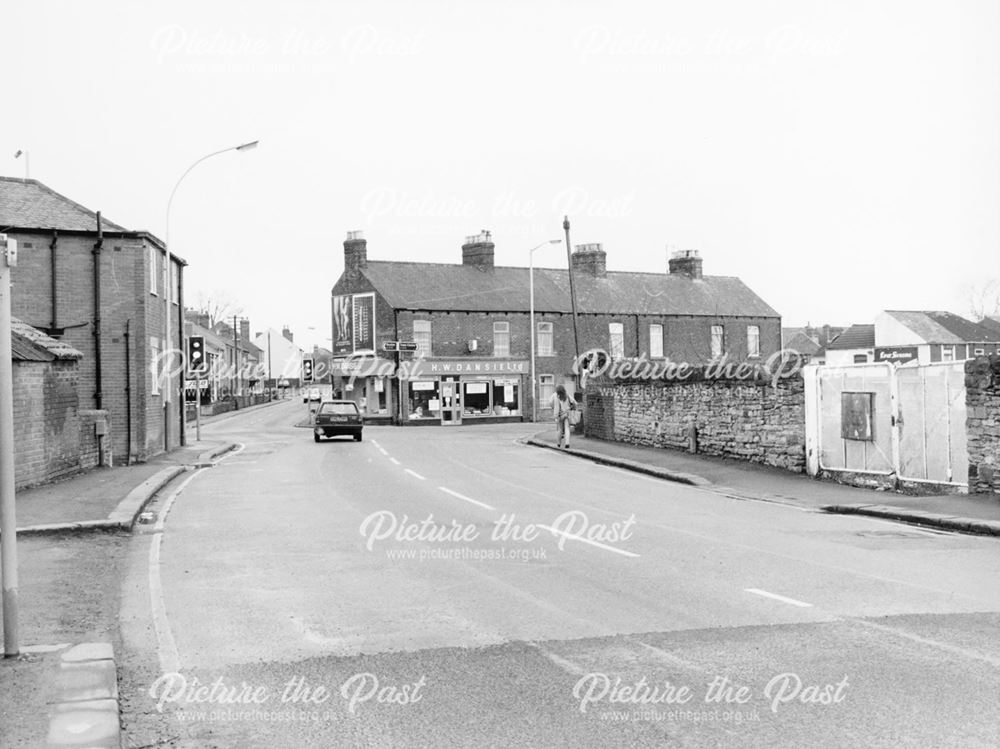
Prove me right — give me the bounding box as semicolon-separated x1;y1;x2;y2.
782;323;845;364
875;310;1000;364
330;230;782;424
1;176;186;461
825;324;876;365
253;327;304;388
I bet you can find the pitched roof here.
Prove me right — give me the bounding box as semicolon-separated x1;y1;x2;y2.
0;176;128;233
783;331;822;355
827;324;875;350
980;316;1000;337
10;318;83;361
358;261;780;317
884;310;999;344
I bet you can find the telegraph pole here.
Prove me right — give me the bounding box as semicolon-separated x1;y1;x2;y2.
563;216;582;388
1;234;20;657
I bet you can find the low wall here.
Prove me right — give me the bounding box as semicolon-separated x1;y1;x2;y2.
585;370;806;472
966;355;1000;494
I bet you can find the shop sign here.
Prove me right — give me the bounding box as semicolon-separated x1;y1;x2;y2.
403;359;529;378
874;346;918;364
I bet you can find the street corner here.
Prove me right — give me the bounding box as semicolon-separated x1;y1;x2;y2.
46;642;121;749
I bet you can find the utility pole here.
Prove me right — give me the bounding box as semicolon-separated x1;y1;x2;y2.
563;216;582;389
232;314;239;405
1;234;20;657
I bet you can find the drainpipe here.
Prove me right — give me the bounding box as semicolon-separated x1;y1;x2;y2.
93;213;104;466
177;261;186;445
49;230;58;331
394;309;402;425
124;319;132;466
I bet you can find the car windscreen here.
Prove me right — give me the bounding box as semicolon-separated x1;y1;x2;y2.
319;402;359;415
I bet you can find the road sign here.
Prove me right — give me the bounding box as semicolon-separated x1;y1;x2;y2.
398;341;419;352
382;341;399;352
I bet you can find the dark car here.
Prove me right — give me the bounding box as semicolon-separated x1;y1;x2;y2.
313;400;363;442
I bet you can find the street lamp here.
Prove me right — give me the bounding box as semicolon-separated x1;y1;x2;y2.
164;140;258;446
530;239;563;422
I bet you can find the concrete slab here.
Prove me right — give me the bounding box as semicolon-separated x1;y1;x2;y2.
47;699;119;748
61;642;114;663
53;660;118;703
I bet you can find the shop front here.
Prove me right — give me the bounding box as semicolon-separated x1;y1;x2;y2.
401;359;528;425
329;356;396;424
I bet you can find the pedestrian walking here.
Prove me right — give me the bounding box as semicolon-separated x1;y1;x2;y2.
548;385;575;448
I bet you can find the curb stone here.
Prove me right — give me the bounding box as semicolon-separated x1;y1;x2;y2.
822;504;1000;537
192;442;237;467
524;438;711;487
15;465;189;536
46;643;120;748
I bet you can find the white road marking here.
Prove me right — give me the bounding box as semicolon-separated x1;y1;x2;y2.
843;616;1000;668
534;524;640;558
527;642;587;676
405;469;426;480
149;444;244;674
438;486;495;511
390;457;401;466
378;447;389;456
744;588;813;608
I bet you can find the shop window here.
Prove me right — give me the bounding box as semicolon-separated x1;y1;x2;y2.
539;374;555;406
375;377;387;414
407;379;440;419
711;325;724;359
492;378;520;416
609;322;624;359
413;320;432;357
649;324;663;358
463;380;491;415
747;325;760;358
537;322;553;356
493;321;510;357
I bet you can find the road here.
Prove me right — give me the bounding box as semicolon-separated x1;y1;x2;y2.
117;400;1000;748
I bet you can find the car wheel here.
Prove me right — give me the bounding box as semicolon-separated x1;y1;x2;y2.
313;433;321;443
354;433;362;442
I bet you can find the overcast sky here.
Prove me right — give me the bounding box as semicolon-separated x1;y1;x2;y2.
7;1;998;350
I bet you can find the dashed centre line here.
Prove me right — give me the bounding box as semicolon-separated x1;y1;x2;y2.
438;486;495;511
404;469;426;480
744;588;813;608
390;458;401;466
534;524;640;558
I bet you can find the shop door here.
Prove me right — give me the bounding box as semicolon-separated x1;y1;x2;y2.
441;377;462;425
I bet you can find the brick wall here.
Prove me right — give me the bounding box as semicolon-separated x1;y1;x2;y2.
12;359;108;489
584;371;807;472
965;354;1000;494
8;230;176;462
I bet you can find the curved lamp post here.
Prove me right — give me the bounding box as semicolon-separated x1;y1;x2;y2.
530;239;563;422
163;140;258;448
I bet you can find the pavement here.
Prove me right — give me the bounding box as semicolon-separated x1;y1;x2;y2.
526;428;1000;537
0;396;285;748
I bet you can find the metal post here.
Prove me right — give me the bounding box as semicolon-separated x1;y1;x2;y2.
530;250;537;423
1;237;20;656
195;374;201;441
563;216;582;389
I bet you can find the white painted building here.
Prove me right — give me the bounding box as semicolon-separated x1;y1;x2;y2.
254;327;304;386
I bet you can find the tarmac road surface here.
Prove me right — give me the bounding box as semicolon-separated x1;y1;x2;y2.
117;400;1000;748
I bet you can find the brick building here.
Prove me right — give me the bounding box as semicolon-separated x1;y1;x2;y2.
330;230;781;425
1;176;186;462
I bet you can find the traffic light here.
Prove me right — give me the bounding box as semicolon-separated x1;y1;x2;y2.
187;336;207;376
302;356;314;383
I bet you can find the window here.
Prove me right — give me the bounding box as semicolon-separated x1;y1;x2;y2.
149;246;158;295
649;324;663;358
150;338;161;396
407;379;440;419
170;261;180;305
747;325;760;358
492;378;520;415
493;321;510;357
974;348;985;356
941;346;955;362
853;354;869;364
463;381;491;415
539;374;555;406
537;322;553;357
413;320;432;357
609;322;625;359
710;325;724;358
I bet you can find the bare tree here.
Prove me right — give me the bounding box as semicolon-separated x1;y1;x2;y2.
192;290;244;328
966;279;1000;321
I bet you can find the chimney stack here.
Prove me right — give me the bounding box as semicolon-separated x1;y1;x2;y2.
668;249;703;280
240;319;251;345
571;243;607;278
462;230;494;269
344;230;367;276
282;325;294;343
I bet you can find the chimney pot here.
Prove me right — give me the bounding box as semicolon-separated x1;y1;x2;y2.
668;249;703;280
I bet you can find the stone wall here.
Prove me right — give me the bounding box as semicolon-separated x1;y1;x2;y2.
585;370;807;472
966;354;1000;494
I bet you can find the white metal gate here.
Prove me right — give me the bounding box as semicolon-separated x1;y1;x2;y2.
805;361;968;488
